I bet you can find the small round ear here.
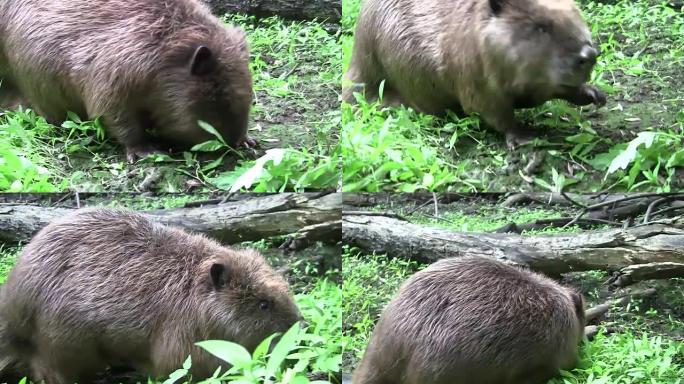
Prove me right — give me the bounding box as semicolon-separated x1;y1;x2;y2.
210;263;229;289
570;289;585;320
191;45;216;76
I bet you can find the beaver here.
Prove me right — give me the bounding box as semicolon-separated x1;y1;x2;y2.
343;0;606;148
0;208;302;384
352;256;585;384
0;0;254;162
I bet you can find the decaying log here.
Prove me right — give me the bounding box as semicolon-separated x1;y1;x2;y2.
0;193;341;244
281;220;342;251
584;325;599;339
202;0;341;22
609;262;684;287
342;214;684;275
502;192;684;208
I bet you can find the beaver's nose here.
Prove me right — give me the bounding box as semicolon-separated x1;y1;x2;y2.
577;44;598;68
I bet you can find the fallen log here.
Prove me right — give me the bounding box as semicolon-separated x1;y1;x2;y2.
609;262;684;287
0;193;341;244
202;0;341;22
342;214;684;275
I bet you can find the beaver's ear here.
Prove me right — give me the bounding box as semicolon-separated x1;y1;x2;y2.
210;263;230;289
190;45;216;76
489;0;508;15
570;289;585;318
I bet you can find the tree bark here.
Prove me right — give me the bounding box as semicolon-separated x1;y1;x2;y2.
342;214;684;276
0;193;341;245
202;0;341;22
609;262;684;287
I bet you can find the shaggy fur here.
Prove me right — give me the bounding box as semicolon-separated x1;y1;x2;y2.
343;0;606;147
0;208;301;384
0;0;253;161
352;256;585;384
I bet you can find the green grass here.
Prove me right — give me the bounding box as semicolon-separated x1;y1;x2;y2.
0;109;68;192
358;196;601;234
342;250;684;383
342;248;422;364
0;245;18;283
0;14;341;193
409;207;589;233
551;331;684;383
341;0;684;192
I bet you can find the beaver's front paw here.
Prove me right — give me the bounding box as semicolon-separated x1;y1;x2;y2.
126;144;158;164
505;129;536;151
583;84;606;107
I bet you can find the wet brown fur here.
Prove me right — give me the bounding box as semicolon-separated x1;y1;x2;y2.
344;0;605;146
0;0;253;160
0;208;301;384
352;256;585;384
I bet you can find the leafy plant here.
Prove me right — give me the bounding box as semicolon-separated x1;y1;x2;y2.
0;108;65;191
549;329;684;383
341;95;485;192
589;128;684;192
168;323;321;384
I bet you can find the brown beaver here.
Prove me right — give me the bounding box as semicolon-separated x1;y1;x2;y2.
352;256;585;384
0;0;255;162
0;208;302;384
343;0;606;148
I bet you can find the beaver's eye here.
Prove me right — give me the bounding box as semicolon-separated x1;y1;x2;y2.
259;300;269;311
536;24;549;34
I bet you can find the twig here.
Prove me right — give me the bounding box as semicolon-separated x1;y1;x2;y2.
419;213;457;225
404;199;433;216
282;63;300;78
432;193;439;216
587;193;684;211
184;199;223;208
560;191;588;209
563;209;588;229
493;217;622;233
51;193;73;207
563;193;683;229
650;205;684;219
220;192;237;204
343;211;408;221
643;196;679;224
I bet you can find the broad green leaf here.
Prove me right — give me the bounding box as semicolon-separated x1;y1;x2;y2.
191;140;225;152
230;148;286;192
265;322;302;379
66;111;82;123
197;120;227;145
607;132;656;174
253;333;279;361
162;368;188;384
565;132;596;144
196;340;252;369
183;355;192;370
